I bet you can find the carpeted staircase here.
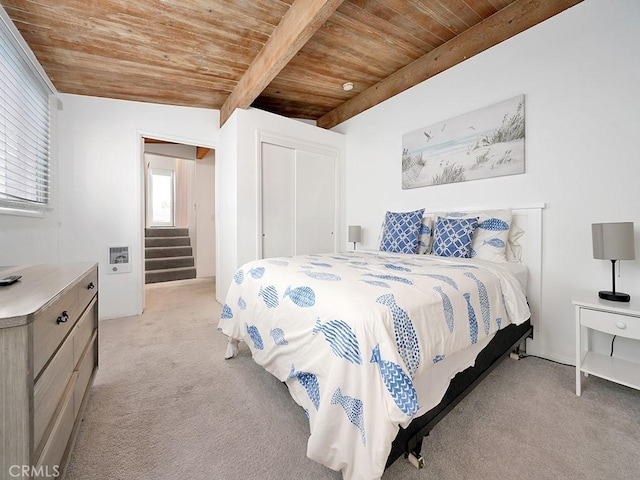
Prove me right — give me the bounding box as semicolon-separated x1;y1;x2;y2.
144;227;196;284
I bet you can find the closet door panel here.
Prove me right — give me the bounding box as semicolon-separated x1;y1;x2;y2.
295;150;336;255
261;142;295;258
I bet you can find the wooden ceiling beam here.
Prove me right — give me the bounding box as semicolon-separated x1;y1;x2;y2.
196;147;211;160
219;0;345;127
317;0;583;129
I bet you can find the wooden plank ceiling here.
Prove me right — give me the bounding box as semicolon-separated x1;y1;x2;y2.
1;0;582;129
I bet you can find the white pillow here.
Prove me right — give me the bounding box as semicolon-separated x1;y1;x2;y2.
506;223;525;262
436;208;513;262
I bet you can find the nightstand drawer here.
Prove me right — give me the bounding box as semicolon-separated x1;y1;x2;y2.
581;308;640;340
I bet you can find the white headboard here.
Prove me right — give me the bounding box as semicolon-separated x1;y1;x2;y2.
511;206;544;356
424;203;545;355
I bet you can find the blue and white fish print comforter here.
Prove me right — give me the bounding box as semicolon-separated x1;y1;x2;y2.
217;251;530;480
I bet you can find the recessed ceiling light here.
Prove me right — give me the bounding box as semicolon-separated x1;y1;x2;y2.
342;82;354;91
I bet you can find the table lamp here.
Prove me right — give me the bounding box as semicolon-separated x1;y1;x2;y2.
592;222;635;302
348;225;362;250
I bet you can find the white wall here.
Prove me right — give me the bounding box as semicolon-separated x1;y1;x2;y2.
196;150;216;278
216;107;346;303
216;113;239;305
332;0;640;364
0;211;60;265
54;94;219;319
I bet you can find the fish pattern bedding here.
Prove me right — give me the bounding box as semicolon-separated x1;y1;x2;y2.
218;251;530;480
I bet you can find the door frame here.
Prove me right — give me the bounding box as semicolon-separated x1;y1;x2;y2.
256;130;340;260
137;130;217;313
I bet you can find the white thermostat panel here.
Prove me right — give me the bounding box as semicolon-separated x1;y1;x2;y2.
107;245;132;274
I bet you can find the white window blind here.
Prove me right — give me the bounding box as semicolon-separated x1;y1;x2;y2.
0;14;52;213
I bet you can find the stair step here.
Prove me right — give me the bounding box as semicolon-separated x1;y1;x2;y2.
145;236;191;248
145;227;189;238
145;246;193;258
145;266;196;284
145;256;195;271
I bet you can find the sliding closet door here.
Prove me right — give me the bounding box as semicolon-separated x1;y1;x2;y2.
295;150;335;255
261;142;295;258
261;141;337;258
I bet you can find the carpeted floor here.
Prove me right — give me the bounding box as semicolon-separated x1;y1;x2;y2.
65;278;640;480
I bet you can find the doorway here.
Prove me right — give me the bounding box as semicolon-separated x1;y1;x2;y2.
141;138;216;306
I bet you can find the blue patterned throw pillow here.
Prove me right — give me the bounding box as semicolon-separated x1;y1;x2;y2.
379;209;424;254
432;216;479;258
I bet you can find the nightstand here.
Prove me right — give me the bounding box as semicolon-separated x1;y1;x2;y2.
573;292;640;396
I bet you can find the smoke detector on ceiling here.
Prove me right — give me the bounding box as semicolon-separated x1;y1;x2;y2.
342;82;354;91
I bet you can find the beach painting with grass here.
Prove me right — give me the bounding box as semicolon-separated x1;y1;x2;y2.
402;95;525;189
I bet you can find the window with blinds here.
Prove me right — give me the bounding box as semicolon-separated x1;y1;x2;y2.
0;14;52;213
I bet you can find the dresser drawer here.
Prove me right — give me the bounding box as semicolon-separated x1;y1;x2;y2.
34;375;76;480
74;334;97;418
77;267;98;312
73;297;98;366
581;308;640;340
33;330;75;453
33;286;79;378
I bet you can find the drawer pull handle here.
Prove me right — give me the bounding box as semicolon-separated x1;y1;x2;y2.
615;321;627;330
88;282;95;290
56;311;69;324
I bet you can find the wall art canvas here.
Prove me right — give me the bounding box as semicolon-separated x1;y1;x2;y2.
402;95;525;189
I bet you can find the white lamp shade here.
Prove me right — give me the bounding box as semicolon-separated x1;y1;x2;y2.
592;222;635;260
348;225;362;243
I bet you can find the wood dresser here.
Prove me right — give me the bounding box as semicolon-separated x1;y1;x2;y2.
0;263;98;479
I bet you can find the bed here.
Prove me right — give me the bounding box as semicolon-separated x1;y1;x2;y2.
217;206;543;480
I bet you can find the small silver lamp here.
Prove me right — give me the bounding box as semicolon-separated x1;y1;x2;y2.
348;225;362;250
592;222;635;302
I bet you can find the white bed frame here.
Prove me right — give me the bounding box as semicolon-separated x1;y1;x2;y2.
423;204;545;356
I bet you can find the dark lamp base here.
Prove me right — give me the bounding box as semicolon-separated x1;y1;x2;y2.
599;290;631;302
